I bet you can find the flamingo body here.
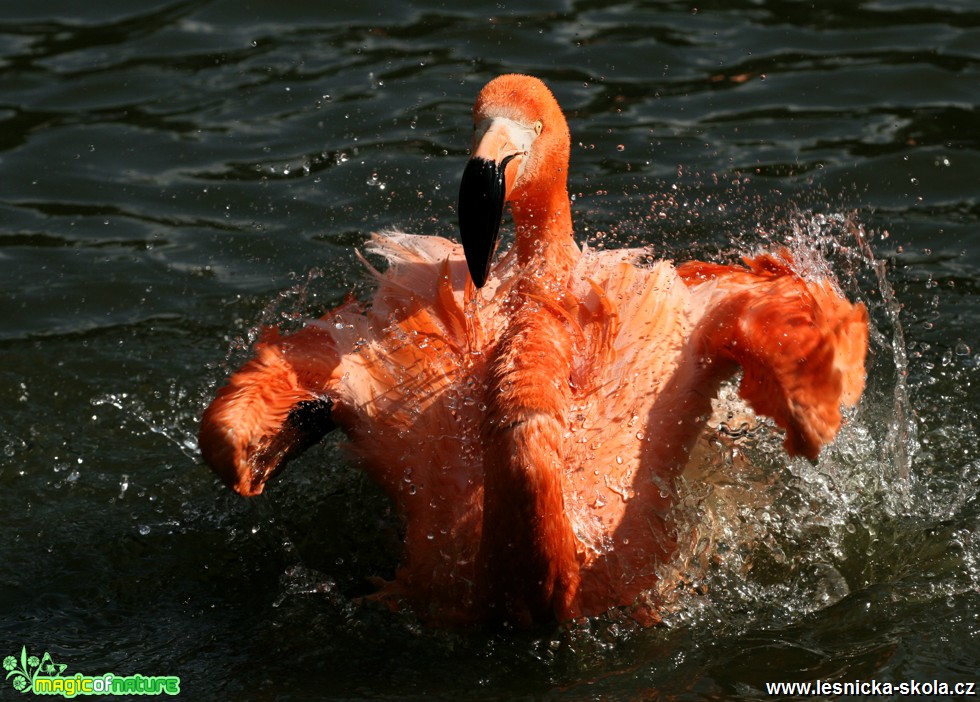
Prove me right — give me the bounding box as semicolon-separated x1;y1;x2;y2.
200;75;868;627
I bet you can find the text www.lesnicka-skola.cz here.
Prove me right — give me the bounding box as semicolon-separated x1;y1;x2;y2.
765;679;975;697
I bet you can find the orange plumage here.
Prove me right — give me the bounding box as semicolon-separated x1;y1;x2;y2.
199;75;868;627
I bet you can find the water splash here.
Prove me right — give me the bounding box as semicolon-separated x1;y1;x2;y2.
218;265;346;372
660;210;923;631
92;388;200;462
789;212;917;500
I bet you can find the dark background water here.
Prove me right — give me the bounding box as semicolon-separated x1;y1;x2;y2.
1;1;978;699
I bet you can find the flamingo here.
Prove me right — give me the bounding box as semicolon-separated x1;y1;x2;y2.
199;74;868;628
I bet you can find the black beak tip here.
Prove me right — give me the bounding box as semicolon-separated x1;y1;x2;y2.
468;264;488;289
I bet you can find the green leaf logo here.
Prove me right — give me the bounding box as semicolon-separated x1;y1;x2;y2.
4;646;66;694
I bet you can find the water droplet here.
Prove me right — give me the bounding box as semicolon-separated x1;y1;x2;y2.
139;525;151;536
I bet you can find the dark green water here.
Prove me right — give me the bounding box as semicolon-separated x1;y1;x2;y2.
1;1;978;699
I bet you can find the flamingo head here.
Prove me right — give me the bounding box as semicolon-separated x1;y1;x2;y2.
457;74;571;288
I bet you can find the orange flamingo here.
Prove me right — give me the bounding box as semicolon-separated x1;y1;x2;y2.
199;75;868;627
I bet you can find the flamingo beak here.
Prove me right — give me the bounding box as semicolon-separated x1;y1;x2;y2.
458;117;533;288
458;154;514;288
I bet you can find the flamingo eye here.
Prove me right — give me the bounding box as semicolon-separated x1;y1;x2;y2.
534;120;543;135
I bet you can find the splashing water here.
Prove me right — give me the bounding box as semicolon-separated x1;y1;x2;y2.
648;209;973;644
92;389;200;462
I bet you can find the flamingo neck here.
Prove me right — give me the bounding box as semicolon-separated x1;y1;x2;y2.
510;183;577;285
477;145;582;625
